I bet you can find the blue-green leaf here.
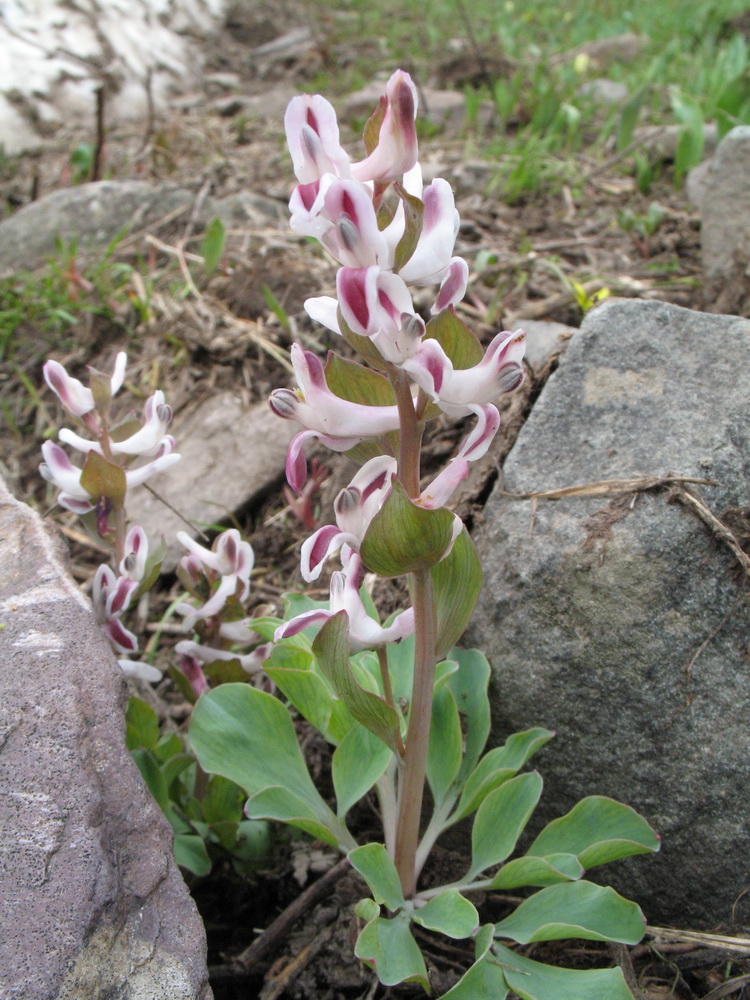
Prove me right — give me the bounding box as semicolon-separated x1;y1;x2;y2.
493;941;635;1000
441;925;509;999
189;684;353;849
469;772;543;877
333;725;392;819
355;911;429;990
493;881;646;945
348;843;405;911
489;853;583;890
426;684;463;809
412;889;479;939
453;728;553;823
527;796;660;868
174;833;211;876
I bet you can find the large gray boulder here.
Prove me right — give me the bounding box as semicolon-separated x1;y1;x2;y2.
0;181;286;276
701;125;750;314
0;479;212;999
469;298;750;929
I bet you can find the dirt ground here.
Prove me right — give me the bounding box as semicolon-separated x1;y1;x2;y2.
3;4;748;999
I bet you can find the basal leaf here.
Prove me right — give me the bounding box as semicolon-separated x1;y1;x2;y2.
493;941;635;1000
189;684;352;847
431;527;483;658
361;481;456;577
453;728;553;824
412;889;479;939
349;843;405;911
174;834;211;877
355;911;429;990
470;772;543;878
446;647;491;790
245;785;342;847
527;796;660;868
493;881;646;945
489;853;583;890
265;666;334;739
333;725;392;819
426;684;463;809
441;925;509;999
126;696;159;751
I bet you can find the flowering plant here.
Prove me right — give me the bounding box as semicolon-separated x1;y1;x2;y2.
188;71;660;996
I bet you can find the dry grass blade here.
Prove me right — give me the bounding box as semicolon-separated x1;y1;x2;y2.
500;473;719;501
702;973;750;1000
671;485;750;579
647;927;750;956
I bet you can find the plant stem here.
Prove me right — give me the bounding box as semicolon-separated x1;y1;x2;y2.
393;567;436;897
389;366;422;497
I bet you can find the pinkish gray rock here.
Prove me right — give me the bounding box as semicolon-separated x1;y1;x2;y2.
0;477;212;1000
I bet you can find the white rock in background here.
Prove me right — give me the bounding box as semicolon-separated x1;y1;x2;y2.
0;0;227;153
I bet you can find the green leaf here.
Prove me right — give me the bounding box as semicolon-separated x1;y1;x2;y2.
265;666;334;739
446;648;491;790
493;881;646;945
454;729;553;824
174;833;212;876
392;182;424;273
160;752;194;791
125;696;159;750
338;306;389;370
470;772;543;878
489;853;583;890
333;725;392;819
201;215;226;275
412;889;479;939
363;97;387;155
426;684;463;809
617;84;648;151
80;450;126;509
325;351;396;406
131;748;169;812
202;774;243;825
348;843;405;911
355;911;429;990
441;925;509;999
360;481;457;577
527;796;660;868
430;527;483;658
312;612;402;754
189;684;352;848
246;785;341;847
425;307;484;369
493;941;635;1000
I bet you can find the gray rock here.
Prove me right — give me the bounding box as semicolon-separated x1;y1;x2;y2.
0;477;212;999
701;125;750;313
0;0;224;154
469;298;750;928
633;121;719;161
0;181;286;276
686;157;712;212
127;394;295;571
344;84;494;133
517;319;576;372
578;78;628;104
